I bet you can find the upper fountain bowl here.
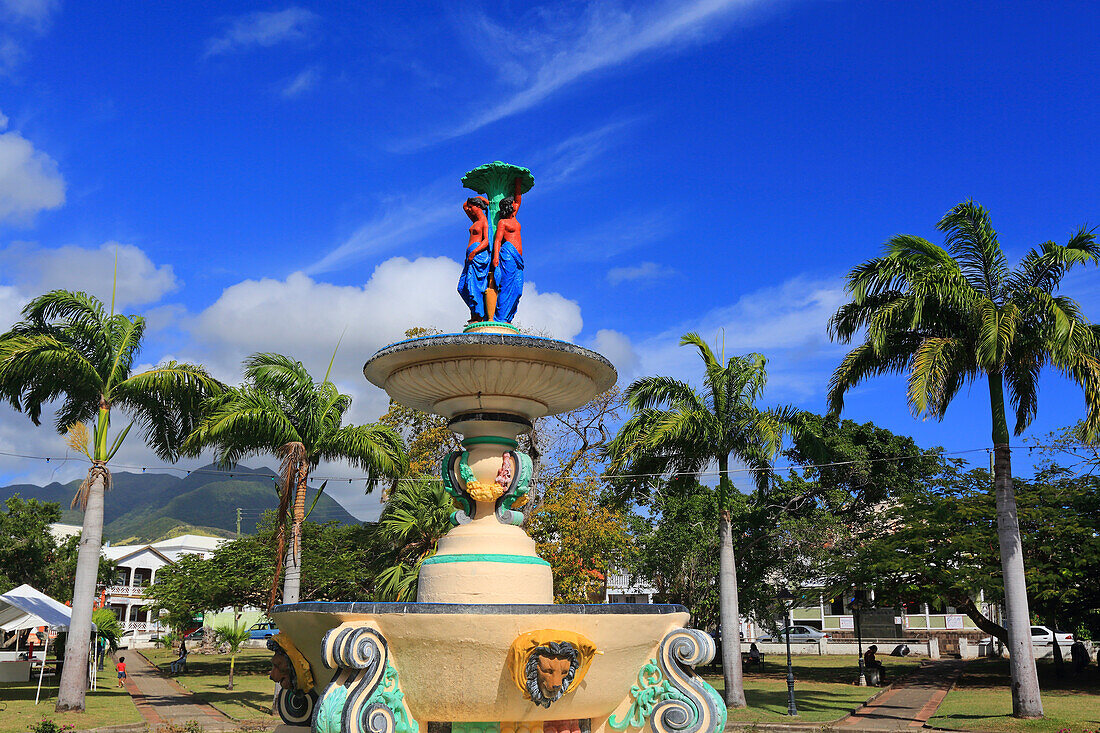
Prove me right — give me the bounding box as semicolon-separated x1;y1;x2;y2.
364;332;617;423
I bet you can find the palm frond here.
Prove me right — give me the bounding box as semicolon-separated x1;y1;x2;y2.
937;200;1007;301
319;424;407;488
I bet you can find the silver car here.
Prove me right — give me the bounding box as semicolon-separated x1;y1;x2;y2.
756;625;829;643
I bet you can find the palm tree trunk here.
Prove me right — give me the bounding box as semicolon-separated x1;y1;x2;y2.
281;461;310;605
988;372;1043;718
55;463;107;712
717;456;746;708
228;654;235;690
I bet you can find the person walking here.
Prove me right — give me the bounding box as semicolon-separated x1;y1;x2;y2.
115;656;127;687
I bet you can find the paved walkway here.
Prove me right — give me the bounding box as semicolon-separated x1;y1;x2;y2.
835;660;967;731
116;651;243;731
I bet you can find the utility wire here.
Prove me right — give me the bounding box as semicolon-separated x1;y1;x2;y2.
0;440;1089;484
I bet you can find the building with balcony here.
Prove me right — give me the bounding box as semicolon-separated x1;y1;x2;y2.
100;534;226;639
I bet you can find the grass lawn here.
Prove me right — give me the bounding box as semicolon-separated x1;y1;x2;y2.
0;661;142;733
143;647;280;721
931;658;1100;732
701;654;922;723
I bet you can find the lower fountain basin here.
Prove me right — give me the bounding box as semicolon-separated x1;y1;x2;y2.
273;601;690;723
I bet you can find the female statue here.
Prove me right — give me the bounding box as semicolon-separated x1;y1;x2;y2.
491;177;524;322
458;196;491;321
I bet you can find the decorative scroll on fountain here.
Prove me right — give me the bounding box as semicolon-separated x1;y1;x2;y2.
267;162;724;733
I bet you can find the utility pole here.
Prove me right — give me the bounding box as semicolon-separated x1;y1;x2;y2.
236;507;242;538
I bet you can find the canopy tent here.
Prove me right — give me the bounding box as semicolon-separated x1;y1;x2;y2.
0;584;95;703
0;584;82;632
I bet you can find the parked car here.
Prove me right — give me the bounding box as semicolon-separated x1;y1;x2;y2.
756;626;829;643
247;621;279;640
184;628;206;642
1029;625;1074;645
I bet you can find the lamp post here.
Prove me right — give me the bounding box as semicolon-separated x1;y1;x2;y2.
850;597;866;686
777;590;798;716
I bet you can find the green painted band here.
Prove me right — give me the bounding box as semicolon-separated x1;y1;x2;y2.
461;436;519;448
423;553;550;567
463;321;521;333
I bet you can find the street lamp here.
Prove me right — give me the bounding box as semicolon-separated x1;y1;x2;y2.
849;597;866;687
777;589;798;716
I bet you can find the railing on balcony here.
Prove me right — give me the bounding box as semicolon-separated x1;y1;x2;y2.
123;621;164;634
106;585;151;598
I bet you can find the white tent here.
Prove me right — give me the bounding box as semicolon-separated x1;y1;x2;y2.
0;584;95;703
0;584;76;632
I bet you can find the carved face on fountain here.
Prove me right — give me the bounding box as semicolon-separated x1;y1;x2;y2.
266;640;297;689
525;641;580;707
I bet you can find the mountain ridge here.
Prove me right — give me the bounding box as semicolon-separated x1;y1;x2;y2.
0;464;359;541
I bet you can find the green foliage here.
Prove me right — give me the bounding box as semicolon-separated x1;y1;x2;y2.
146;516;389;615
374;480;452;601
633;480;720;627
0;496;114;599
527;477;634;603
214;623;252;690
91;608;123;653
182;352;407;606
782;414;941;511
825;461;1100;640
828;201;1100;442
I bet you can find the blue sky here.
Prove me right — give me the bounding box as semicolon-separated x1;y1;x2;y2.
1;0;1098;518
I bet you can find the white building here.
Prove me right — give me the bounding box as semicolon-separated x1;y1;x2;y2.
100;534;227;638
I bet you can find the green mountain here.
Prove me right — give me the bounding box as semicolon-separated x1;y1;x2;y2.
0;464;359;542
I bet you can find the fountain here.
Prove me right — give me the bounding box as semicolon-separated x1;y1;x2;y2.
269;162;725;733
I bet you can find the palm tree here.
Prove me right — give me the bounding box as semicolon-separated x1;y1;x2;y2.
183;352;407;608
827;201;1100;719
605;333;803;707
374;479;453;601
0;290;221;712
214;623;252;690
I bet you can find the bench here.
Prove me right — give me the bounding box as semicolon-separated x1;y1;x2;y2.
741;651;766;669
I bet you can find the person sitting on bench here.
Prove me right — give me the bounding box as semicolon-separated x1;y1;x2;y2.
169;639;187;674
743;642;764;668
864;645;886;683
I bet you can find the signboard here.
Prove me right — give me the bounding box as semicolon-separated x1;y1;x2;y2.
839;616;854;630
946;615;965;629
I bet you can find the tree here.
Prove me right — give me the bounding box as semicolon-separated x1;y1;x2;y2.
215;623;252;690
527;476;635;603
183;353;407;609
632;480;720;628
146;516;389;617
91;608;123;654
828;202;1100;717
0;496;116;600
605;333;806;707
829;461;1100;645
0;290;220;712
374;480;453;601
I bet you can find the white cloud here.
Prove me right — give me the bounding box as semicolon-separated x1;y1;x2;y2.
615;274;848;400
188;255;583;401
205;7;320;57
0;120;65;223
607;261;675;285
423;0;777;144
0;0;58;29
281;65;320;98
0;241;177;308
591;328;638;379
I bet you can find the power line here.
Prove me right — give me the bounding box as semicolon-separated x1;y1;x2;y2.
0;440;1087;484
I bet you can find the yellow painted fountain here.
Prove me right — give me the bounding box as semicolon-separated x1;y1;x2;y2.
268;162;725;733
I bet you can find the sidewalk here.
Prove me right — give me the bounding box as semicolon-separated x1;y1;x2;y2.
836;659;967;731
116;651;243;731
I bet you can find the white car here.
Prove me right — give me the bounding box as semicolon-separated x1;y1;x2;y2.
1029;625;1074;645
981;626;1074;646
756;626;829;643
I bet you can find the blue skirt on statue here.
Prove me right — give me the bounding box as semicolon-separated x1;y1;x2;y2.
493;240;524;323
458;245;491;319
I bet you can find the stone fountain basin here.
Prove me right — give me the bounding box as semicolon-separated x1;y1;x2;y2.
273;602;690;723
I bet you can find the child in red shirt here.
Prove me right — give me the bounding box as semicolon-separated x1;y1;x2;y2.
116;656;127;686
